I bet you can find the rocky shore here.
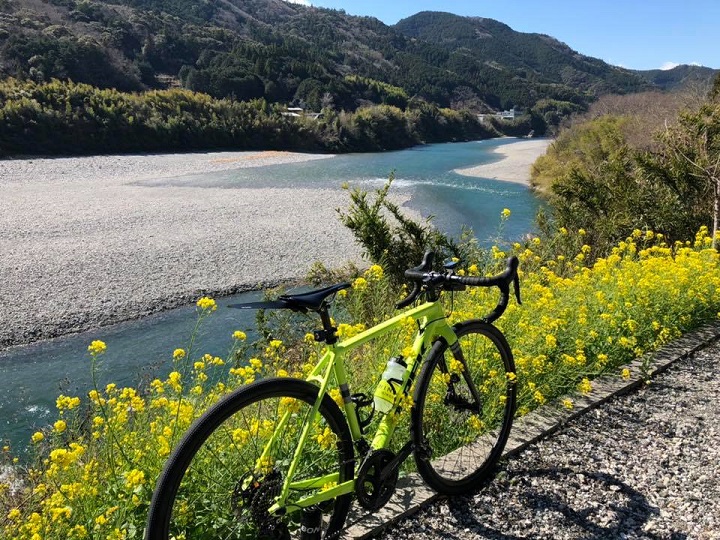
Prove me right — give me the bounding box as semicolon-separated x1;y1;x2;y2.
0;150;364;348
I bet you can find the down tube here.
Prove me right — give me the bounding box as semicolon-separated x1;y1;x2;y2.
369;316;457;450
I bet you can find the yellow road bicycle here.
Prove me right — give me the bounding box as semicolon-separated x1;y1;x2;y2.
146;252;521;539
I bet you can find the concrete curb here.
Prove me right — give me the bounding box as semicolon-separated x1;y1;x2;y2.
344;321;720;539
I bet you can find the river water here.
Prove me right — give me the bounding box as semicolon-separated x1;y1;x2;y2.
0;139;543;449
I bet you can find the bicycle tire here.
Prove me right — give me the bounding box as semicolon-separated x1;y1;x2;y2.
145;378;354;540
412;320;516;495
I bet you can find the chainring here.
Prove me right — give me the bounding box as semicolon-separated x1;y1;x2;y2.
355;450;399;511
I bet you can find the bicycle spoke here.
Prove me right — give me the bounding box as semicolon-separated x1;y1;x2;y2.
149;380;352;540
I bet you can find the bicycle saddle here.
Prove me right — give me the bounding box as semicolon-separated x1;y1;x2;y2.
228;282;351;313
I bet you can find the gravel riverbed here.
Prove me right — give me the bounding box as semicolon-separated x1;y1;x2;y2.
0;150;373;348
380;340;720;539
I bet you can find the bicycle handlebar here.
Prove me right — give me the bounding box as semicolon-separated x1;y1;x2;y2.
396;251;521;324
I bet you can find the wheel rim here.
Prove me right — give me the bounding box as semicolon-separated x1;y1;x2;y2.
155;383;352;540
415;325;515;487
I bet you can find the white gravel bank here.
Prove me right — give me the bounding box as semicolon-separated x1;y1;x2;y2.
0;151;377;348
454;138;551;185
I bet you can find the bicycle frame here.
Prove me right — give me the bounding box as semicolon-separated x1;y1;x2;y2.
266;297;458;513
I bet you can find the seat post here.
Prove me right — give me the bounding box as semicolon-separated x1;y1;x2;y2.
317;304;338;345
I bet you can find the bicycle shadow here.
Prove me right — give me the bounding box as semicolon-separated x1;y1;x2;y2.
408;467;687;540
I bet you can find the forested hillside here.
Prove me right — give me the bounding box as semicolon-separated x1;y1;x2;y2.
0;0;691;113
2;1;718;156
394;12;649;105
634;64;719;91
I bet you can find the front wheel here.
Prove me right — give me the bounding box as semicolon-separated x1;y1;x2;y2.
412;321;516;495
145;378;355;539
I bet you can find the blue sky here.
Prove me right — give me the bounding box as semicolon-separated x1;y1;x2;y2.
284;0;719;71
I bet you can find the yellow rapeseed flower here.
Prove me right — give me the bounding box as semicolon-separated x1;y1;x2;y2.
53;420;67;433
56;395;81;411
578;378;592;394
352;276;368;291
233;330;247;341
196;296;217;311
364;264;384;281
88;340;107;355
173;348;186;360
124;469;146;489
501;208;511;219
31;431;44;443
316;426;336;450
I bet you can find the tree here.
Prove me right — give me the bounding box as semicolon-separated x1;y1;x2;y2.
657;104;720;248
710;73;720;104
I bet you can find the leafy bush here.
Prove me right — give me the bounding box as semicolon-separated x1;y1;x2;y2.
337;175;461;283
532;87;720;257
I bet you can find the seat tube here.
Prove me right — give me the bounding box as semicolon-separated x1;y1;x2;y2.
332;347;364;441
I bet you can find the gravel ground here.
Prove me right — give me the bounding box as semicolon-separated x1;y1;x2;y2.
380;340;720;539
0;150;374;348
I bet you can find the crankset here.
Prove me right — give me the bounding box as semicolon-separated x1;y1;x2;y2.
355;450;399;511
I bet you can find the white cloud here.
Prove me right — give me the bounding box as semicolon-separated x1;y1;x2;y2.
283;0;312;5
660;61;680;71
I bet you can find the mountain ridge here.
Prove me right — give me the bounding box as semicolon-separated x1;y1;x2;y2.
0;1;716;113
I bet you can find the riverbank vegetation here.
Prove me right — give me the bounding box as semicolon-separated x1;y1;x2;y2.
531;78;720;255
2;215;719;538
0;78;503;156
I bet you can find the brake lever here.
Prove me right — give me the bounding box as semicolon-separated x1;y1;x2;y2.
513;274;522;305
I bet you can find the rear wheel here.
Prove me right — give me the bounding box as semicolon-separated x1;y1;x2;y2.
145;378;354;539
412;321;516;494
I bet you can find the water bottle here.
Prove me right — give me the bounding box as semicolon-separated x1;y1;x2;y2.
373;356;407;413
